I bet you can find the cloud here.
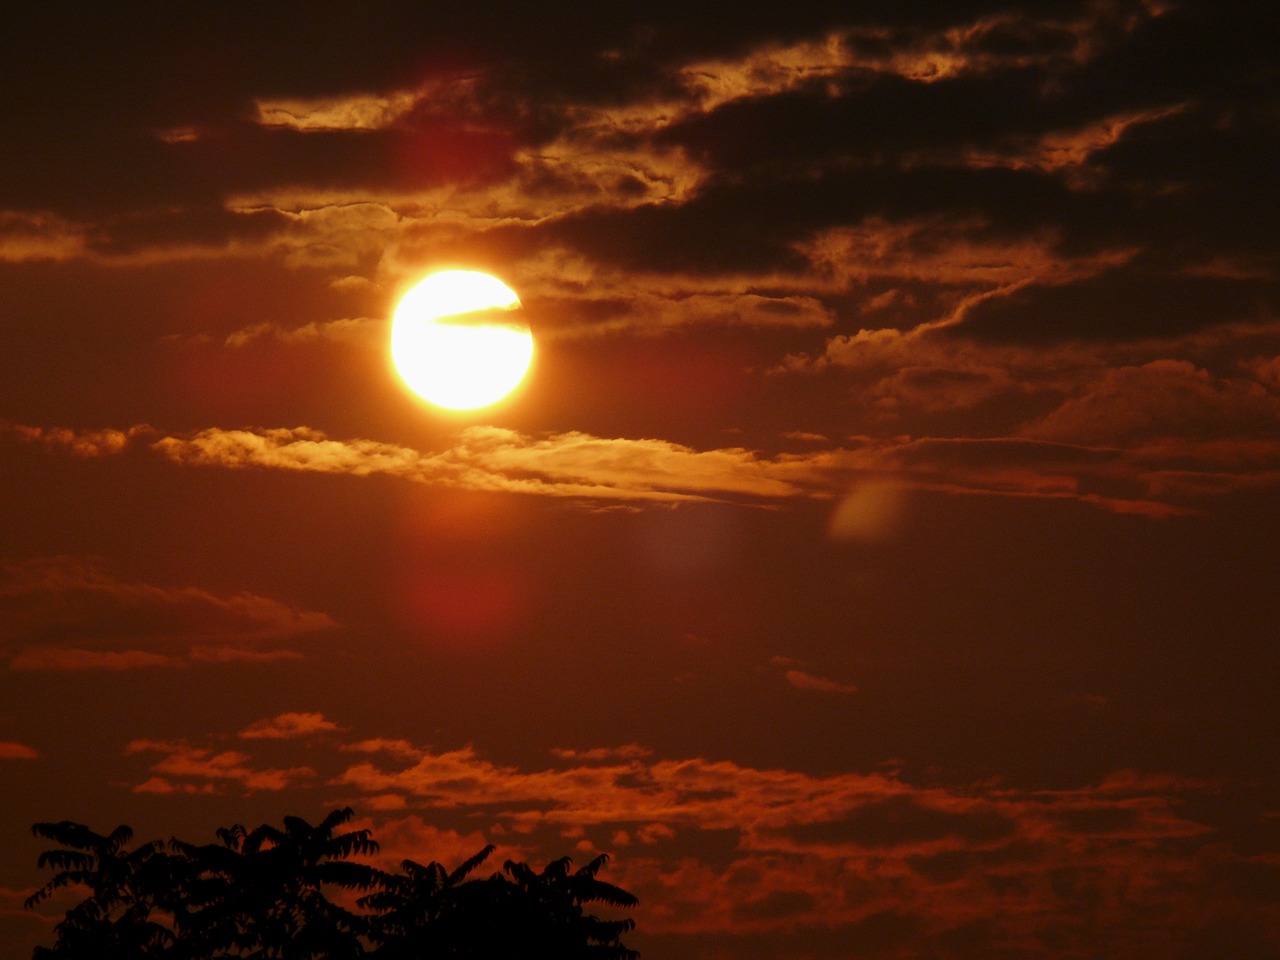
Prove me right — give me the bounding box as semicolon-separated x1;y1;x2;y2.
0;556;335;671
340;738;426;761
551;745;654;762
113;714;1270;952
222;316;383;348
356;814;527;878
330;742;943;840
0;741;38;760
125;739;315;794
960;103;1188;180
783;669;858;695
795;218;1132;292
767;307;1280;514
769;655;857;694
239;712;342;740
320;735;1239;948
961;268;1280;344
9;648;177;672
3;424;151;458
14;412;1280;520
253;88;425;132
1024;358;1280;445
147;424;806;502
0;211;89;262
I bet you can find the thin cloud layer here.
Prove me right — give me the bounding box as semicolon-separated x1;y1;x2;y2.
0;556;335;671
126;739;316;795
769;657;858;695
238;712;343;740
12;417;1280;518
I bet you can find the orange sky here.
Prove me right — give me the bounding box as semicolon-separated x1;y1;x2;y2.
2;3;1279;957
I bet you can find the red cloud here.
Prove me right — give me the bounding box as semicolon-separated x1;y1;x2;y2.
239;712;342;740
0;556;335;671
125;739;316;794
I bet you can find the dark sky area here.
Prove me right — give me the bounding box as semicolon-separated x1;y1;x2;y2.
2;3;1279;957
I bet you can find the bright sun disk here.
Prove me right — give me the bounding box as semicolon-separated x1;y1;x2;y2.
390;270;533;411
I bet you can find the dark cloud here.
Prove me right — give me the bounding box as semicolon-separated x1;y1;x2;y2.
962;269;1280;342
0;556;335;669
906;839;1047;884
730;889;818;923
778;796;1016;848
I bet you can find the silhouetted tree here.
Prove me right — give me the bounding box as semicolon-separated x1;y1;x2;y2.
26;821;173;960
169;808;378;960
28;813;639;959
359;844;495;958
494;854;639;960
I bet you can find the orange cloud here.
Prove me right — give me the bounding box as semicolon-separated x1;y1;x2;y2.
795;219;1133;292
150;424;804;502
253;88;425;132
550;745;654;762
239;712;342;740
340;738;425;761
676;33;853;111
961;104;1188;181
0;211;89;262
354;814;528;879
13;398;1280;520
125;739;315;793
3;423;151;457
222;316;383;348
840;4;1160;85
116;716;1266;950
133;777;216;796
321;736;1234;946
769;655;858;694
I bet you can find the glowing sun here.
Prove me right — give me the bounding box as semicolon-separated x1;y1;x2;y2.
390;270;533;411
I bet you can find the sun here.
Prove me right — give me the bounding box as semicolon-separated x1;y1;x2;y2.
390;270;534;411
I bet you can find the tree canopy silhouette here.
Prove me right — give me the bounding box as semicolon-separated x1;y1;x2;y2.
27;809;639;959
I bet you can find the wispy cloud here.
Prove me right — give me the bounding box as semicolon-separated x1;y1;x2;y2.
0;556;335;671
0;211;89;262
14;415;1279;519
253;89;425;132
769;656;857;694
326;739;1230;947
113;715;1270;953
239;712;343;740
222;316;383;348
143;425;807;503
126;739;316;794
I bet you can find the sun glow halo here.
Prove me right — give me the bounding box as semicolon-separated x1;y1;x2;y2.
390;270;533;411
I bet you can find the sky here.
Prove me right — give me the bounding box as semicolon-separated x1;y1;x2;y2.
2;1;1279;957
